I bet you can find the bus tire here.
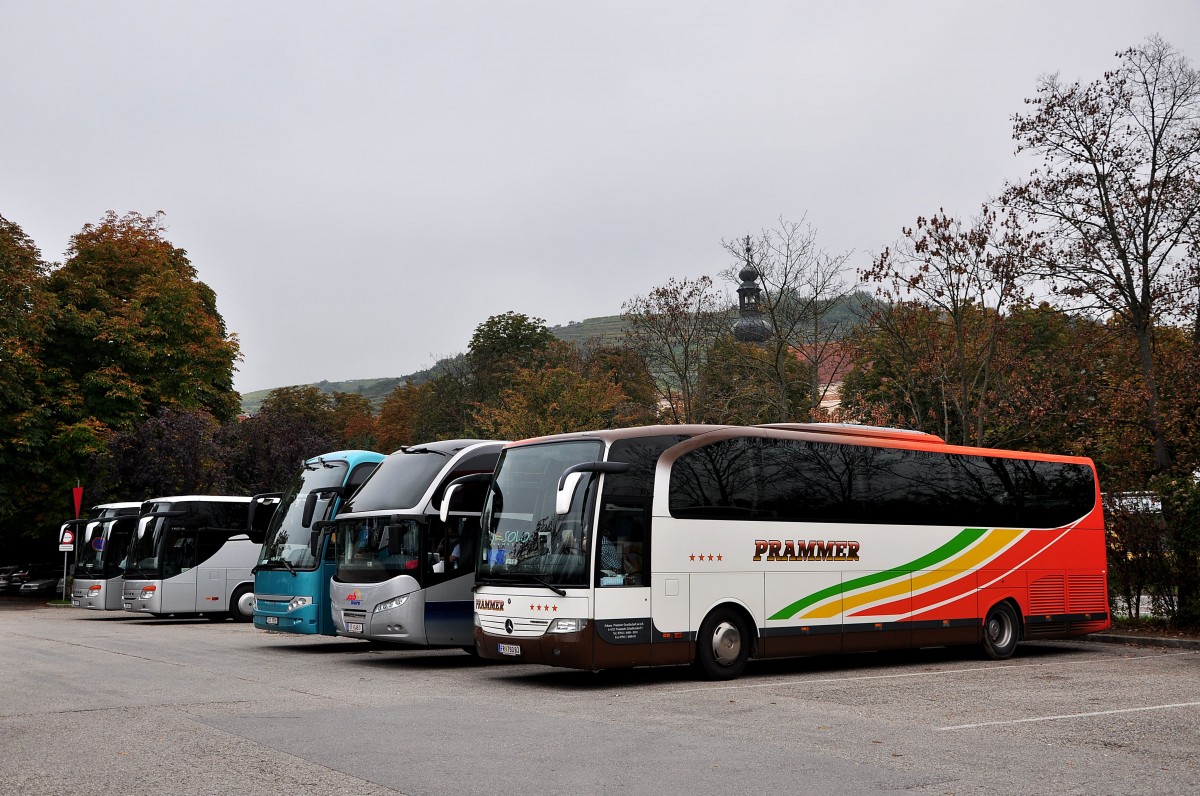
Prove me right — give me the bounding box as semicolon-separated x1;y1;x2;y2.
230;585;255;622
695;607;749;680
982;600;1020;660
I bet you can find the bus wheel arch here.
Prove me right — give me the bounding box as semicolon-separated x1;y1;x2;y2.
981;598;1022;660
695;603;756;680
230;583;255;622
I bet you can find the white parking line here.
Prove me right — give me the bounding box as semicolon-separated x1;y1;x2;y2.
937;701;1200;731
667;650;1196;694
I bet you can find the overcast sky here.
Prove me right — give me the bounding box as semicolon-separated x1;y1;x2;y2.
3;1;1198;394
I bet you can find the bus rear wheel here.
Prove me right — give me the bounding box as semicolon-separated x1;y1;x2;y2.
696;607;749;680
982;601;1020;660
230;585;255;622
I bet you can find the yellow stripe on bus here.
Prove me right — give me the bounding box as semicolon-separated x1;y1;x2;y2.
800;528;1024;619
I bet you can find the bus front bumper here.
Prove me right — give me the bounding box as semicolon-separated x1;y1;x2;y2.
474;625;595;669
253;596;321;634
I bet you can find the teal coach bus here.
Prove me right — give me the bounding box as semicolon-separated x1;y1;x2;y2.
251;450;385;635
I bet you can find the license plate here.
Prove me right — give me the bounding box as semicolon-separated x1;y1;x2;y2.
71;600;79;606
265;616;278;625
347;622;364;633
123;603;132;609
498;643;521;657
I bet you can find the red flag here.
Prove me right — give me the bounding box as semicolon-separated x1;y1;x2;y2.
72;486;84;519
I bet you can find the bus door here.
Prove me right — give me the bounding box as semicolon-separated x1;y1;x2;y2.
421;514;480;646
592;496;655;667
160;521;199;613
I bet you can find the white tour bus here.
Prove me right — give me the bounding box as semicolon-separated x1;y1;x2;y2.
325;440;504;649
122;495;274;620
471;424;1107;679
69;501;143;610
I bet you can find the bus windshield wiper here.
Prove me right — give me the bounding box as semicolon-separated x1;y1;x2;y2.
258;557;297;576
528;574;566;597
477;573;566;597
399;446;449;456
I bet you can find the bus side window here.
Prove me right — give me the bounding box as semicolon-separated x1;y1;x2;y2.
598;502;647;587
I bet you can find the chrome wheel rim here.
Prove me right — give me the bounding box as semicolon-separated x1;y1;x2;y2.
236;591;256;618
987;612;1013;648
711;621;742;666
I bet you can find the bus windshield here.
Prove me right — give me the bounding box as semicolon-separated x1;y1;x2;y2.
123;503;174;579
258;460;350;572
334;515;424;584
477;440;603;588
340;448;457;513
73;520;107;578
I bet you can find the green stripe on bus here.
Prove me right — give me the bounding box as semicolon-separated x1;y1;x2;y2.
767;527;989;620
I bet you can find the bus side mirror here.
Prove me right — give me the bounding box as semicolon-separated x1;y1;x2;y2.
248;492;283;530
556;472;585;516
301;486;343;529
554;461;630;515
440;484;460;523
302;493;318;529
437;472;493;523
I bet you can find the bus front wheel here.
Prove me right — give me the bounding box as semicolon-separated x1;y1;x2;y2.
230;585;255;622
982;601;1020;660
696;607;749;680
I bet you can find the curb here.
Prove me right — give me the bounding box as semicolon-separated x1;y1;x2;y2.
1079;633;1200;651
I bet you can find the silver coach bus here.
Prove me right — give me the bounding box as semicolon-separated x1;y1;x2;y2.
70;501;143;610
325;440;503;650
122;495;273;620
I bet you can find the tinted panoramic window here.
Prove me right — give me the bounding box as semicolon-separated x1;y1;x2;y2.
342;450;456;513
668;436;1095;528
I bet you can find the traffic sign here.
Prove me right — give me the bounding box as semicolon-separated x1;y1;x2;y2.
59;528;74;552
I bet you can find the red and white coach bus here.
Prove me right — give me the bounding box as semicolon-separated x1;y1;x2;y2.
471;423;1109;679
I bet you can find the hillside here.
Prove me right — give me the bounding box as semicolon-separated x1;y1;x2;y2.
237;299;872;415
238;315;627;414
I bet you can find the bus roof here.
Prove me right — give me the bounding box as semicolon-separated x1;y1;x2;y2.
142;495;254;505
504;423;1094;466
304;449;385;466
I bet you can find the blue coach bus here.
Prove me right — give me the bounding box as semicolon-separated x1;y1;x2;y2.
251;450;385;635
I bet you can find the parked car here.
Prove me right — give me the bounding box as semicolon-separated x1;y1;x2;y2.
13;564;61;596
0;564;25;594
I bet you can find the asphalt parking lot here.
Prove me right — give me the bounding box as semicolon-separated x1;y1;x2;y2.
1;600;1197;796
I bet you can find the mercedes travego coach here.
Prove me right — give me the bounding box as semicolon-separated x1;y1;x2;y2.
252;450;385;635
123;495;275;620
471;424;1109;680
326;440;505;650
70;502;143;610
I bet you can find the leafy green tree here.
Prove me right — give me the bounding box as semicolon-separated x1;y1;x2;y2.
473;366;628;439
857;207;1034;446
46;212;240;424
91;408;231;501
467;311;566;405
0;214;53;538
225;386;341;493
330;391;378;451
622;276;729;423
696;336;811;425
578;341;660;427
1004;36;1200;475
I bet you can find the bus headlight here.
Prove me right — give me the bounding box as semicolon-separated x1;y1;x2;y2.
547;618;587;634
373;594;409;613
140;585;157;599
287;596;312;612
